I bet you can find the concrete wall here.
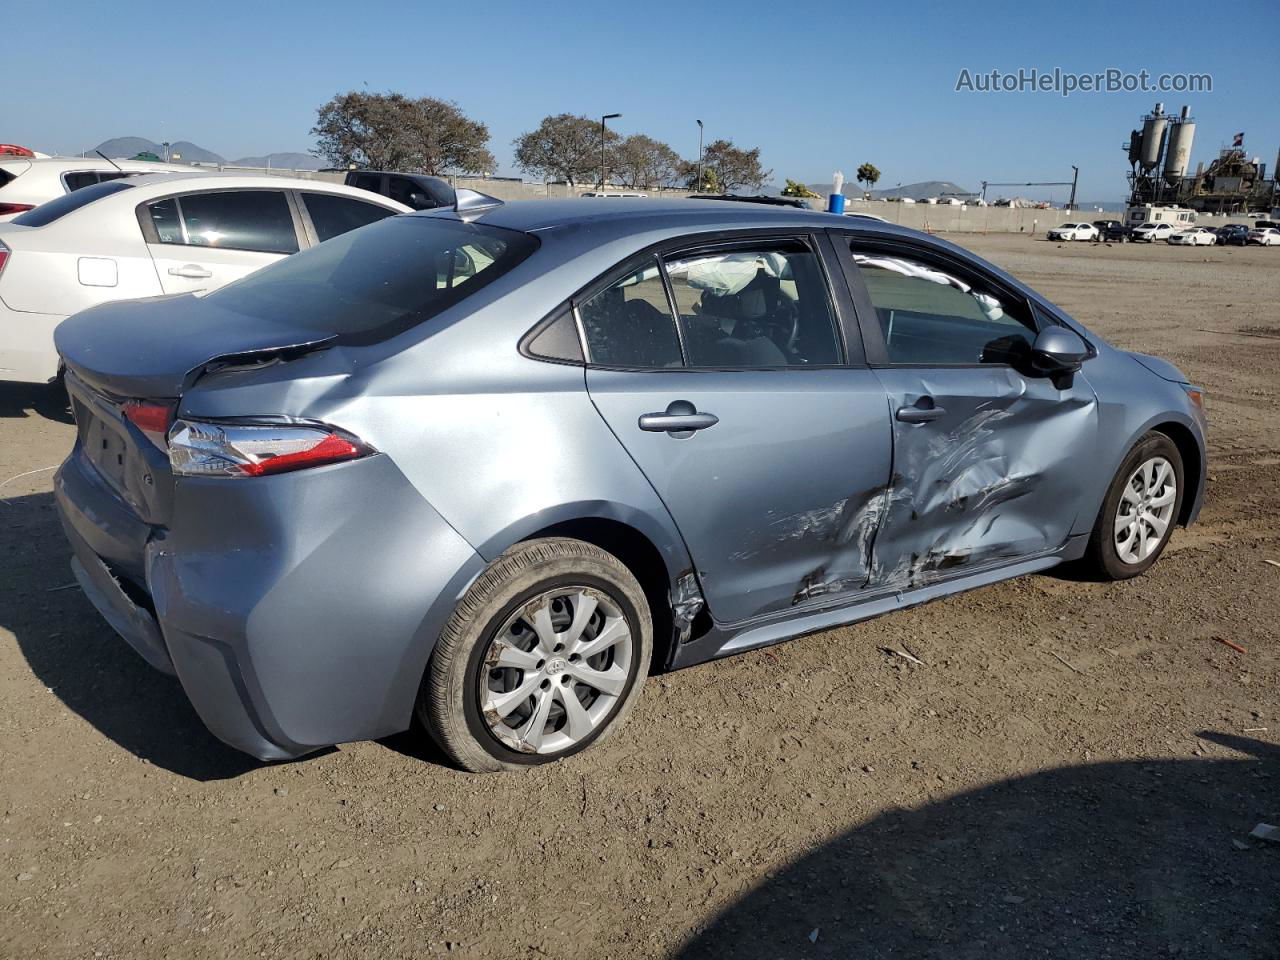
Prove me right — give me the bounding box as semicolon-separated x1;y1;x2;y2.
211;164;1259;233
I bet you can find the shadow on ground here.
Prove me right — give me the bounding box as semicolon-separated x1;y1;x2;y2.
678;734;1279;959
0;380;73;423
2;490;263;780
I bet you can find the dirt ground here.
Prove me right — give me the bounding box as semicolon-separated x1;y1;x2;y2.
1;235;1277;959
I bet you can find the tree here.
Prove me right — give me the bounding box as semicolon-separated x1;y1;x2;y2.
856;162;882;195
681;139;770;193
781;179;819;198
610;134;682;189
513;114;619;187
312;91;494;175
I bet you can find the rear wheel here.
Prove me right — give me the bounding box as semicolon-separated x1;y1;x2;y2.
419;538;652;773
1081;433;1184;580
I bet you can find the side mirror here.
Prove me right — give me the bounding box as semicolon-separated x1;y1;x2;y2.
1032;326;1089;376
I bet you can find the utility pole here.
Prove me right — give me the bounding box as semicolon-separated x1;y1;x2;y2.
1068;165;1079;211
600;113;620;190
696;119;704;192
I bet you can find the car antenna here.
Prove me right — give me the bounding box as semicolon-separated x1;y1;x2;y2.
452;188;504;222
95;151;124;172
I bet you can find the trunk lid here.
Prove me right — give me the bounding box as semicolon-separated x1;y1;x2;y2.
54;293;336;399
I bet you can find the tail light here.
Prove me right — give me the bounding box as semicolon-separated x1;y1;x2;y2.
168;419;371;478
0;240;9;276
0;203;33;217
123;400;176;451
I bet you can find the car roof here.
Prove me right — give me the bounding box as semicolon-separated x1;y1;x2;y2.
102;172;412;205
0;156;202;174
435;197;868;235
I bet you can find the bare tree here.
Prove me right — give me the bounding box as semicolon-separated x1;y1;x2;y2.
513;114;619;187
681;140;770;193
610;135;682;190
312;91;494;175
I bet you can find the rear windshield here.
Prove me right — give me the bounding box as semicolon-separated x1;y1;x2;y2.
206;216;539;345
12;179;135;227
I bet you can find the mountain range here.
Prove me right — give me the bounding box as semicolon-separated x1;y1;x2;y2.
88;137;324;170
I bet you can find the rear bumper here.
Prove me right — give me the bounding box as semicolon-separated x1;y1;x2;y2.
0;297;64;383
55;447;486;761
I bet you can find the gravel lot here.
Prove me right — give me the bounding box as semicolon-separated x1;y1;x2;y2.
2;235;1277;959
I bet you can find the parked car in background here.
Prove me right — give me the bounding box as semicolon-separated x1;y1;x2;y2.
1047;222;1099;241
52;197;1206;772
1167;227;1217;246
343;169;454;211
1098;221;1134;242
1246;226;1280;246
1132;222;1176;242
0;174;409;383
581;192;647;198
1217;224;1252;246
1092;219;1122;235
0;156;205;222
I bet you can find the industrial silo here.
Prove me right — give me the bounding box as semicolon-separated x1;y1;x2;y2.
1163;106;1196;182
1139;103;1168;172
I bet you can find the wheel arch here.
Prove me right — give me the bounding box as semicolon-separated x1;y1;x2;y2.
1149;420;1204;526
519;514;695;672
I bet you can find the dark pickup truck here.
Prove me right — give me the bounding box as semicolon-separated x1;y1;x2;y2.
344;170;454;211
1093;219;1132;242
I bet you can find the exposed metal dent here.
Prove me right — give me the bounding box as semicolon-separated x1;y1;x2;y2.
670;571;706;644
866;369;1098;592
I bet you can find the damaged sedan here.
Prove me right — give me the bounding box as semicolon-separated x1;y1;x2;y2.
52;195;1207;772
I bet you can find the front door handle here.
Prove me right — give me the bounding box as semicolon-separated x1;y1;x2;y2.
638;400;719;436
896;401;946;423
168;264;212;279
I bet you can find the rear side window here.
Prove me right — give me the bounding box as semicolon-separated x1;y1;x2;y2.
145;190;298;254
578;261;683;368
348;173;383;192
206;216;538;345
12;179;135;227
853;249;1035;366
63;171;102;191
388;176;440;210
302;192;397;242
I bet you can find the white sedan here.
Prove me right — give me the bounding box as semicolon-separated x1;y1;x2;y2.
1046;222;1099;241
1167;227;1217;246
1247;227;1280;246
0;156;206;222
0;174;409;383
1131;222;1177;242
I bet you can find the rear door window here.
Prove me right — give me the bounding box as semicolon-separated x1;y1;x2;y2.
578;261;683;368
663;241;842;367
387;176;438;210
349;173;383;193
145;190;299;254
302;192;397;242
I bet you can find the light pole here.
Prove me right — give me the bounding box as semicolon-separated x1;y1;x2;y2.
600;113;620;190
696;119;704;192
1068;165;1079;211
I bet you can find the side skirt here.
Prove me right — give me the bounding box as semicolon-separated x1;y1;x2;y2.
669;536;1086;669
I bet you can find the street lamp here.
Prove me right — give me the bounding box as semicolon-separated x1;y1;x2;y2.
696;120;704;192
600;113;620;190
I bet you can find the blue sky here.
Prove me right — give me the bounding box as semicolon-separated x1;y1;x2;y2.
10;0;1278;200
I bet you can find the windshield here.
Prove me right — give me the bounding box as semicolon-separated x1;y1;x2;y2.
207;216;539;345
12;179;135;227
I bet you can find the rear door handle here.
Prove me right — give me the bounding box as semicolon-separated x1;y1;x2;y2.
168;264;212;279
896;403;946;423
638;400;718;435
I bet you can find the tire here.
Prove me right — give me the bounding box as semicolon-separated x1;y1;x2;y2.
419;537;652;773
1081;432;1185;580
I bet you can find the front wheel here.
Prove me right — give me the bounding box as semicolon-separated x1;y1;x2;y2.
1081;433;1184;580
419;538;652;773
